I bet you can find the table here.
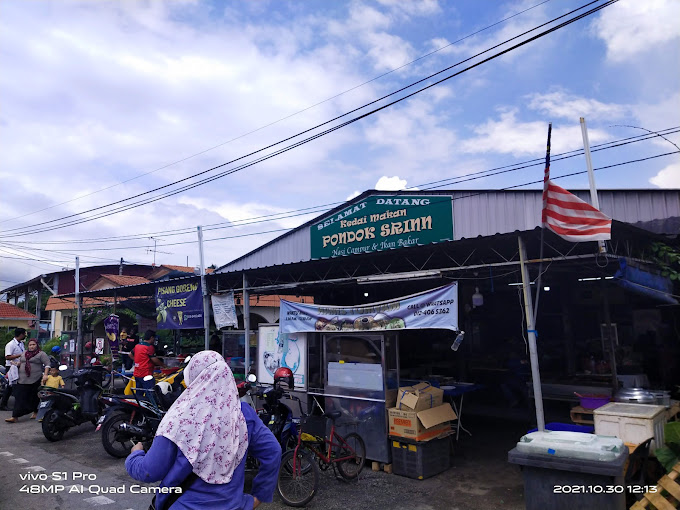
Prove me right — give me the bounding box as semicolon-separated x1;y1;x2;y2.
441;383;484;441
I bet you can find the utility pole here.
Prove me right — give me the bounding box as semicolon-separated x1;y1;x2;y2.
197;227;210;350
119;257;124;276
580;117;606;254
75;257;82;369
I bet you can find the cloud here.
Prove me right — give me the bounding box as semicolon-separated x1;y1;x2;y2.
376;0;441;18
460;109;610;157
527;90;628;121
649;163;680;188
591;0;680;62
375;176;408;190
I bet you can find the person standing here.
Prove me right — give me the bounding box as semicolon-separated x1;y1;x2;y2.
129;330;164;397
0;328;26;411
5;339;50;422
125;350;281;510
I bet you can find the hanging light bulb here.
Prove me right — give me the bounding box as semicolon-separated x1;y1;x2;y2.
472;287;484;308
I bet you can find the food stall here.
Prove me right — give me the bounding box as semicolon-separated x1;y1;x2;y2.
255;283;460;463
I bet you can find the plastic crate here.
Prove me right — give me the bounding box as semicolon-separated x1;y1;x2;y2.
390;436;450;480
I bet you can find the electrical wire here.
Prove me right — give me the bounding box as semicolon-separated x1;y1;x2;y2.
2;126;676;246
4;148;674;255
0;0;556;226
0;0;615;238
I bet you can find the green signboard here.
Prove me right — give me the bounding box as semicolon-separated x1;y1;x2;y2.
311;195;454;259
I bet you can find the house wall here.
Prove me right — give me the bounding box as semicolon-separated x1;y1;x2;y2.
1;319;33;330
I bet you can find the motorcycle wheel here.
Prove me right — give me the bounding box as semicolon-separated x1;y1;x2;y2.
42;410;66;442
101;411;136;458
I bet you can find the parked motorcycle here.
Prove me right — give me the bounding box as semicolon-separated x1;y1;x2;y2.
97;357;190;458
38;361;110;442
0;366;8;394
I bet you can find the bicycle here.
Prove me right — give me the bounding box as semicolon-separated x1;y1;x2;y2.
277;406;366;507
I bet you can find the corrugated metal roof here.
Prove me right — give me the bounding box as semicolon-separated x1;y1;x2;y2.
218;189;680;273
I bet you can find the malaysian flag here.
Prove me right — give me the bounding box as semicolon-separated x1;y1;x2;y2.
540;123;611;242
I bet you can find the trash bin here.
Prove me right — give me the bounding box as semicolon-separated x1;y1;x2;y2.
508;431;629;510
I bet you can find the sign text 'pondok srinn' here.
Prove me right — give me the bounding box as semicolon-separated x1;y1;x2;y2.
311;195;454;259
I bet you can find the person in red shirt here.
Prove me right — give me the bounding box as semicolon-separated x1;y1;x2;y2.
129;330;164;398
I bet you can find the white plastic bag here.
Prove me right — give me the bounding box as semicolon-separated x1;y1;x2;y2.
8;364;19;384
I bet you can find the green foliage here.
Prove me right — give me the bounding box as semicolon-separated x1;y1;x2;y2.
41;337;62;354
0;329;17;365
655;422;680;473
650;242;680;281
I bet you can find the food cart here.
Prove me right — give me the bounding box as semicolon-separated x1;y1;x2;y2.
254;283;459;463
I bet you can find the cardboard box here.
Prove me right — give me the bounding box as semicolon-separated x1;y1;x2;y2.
396;382;444;412
388;403;457;442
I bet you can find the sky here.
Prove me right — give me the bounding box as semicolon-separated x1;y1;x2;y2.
1;0;679;291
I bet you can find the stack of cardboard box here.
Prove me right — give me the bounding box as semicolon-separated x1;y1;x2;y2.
388;382;457;442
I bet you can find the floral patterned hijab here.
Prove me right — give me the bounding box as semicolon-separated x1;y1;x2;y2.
156;351;249;484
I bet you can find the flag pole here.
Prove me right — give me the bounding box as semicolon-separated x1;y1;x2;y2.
519;235;545;431
533;123;552;321
580;117;607;254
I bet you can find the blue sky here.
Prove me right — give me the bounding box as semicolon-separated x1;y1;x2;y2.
1;0;679;289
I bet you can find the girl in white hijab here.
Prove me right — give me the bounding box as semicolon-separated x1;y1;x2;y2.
126;351;281;510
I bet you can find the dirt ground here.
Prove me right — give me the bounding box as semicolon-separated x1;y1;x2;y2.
259;413;531;510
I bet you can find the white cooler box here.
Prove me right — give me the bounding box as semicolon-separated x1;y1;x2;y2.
593;402;666;450
515;431;625;461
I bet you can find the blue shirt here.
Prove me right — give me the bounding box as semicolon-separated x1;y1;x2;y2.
126;402;281;510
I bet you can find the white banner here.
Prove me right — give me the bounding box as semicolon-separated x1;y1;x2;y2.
211;291;238;329
280;283;458;334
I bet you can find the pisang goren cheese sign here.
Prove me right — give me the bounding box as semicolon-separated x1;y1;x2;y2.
311;195;454;259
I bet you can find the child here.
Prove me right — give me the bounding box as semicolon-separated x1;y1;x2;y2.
44;367;65;389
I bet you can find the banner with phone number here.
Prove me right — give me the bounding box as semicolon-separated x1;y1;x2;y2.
280;283;458;334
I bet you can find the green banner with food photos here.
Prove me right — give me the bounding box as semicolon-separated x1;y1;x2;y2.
310;195;453;259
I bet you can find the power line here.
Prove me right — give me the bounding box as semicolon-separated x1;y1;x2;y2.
5;149;674;255
0;0;555;226
2;126;676;248
0;0;614;239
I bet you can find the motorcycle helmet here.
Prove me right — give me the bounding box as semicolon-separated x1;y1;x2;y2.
156;381;172;395
273;367;294;390
51;346;61;355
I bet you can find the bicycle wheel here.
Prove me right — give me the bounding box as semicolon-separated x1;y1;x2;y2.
335;432;366;480
277;449;319;507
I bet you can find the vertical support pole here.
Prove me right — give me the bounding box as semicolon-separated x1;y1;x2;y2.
601;281;618;390
580;117;607;254
119;258;124;276
35;289;42;338
197;226;210;351
518;236;545;431
75;257;82;369
243;273;250;375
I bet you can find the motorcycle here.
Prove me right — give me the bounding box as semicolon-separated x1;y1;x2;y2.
97;357;190;458
0;366;8;395
38;360;110;442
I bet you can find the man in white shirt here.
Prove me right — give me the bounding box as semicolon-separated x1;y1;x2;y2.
1;328;26;411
